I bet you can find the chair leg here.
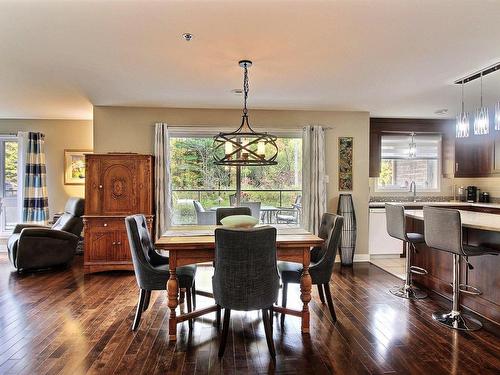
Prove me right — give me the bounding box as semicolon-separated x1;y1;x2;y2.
323;283;337;322
192;281;196;310
269;306;273;330
216;305;221;329
218;309;231;358
132;289;146;331
281;282;288;325
186;287;193;330
262;308;276;358
142;290;151;312
317;284;325;304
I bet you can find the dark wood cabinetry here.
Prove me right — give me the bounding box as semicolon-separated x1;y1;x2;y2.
83;154;154;274
454;136;494;177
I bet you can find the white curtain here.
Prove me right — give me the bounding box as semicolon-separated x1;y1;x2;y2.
16;132;29;223
302;125;327;234
154;123;173;238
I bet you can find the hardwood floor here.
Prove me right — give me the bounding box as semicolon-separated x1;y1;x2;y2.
0;254;499;374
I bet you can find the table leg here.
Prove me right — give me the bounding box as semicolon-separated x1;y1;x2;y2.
300;247;312;333
167;259;179;341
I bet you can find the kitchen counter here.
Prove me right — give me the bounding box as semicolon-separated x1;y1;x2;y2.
404;208;500;324
369;201;500;209
405;209;500;232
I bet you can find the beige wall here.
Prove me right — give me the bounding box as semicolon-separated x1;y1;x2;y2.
0;119;93;217
94;106;371;256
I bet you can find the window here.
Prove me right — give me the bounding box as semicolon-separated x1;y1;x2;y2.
169;132;302;225
0;137;18;233
376;134;441;192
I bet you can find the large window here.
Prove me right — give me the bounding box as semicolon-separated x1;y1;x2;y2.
169;132;302;225
376;134;441;192
0;137;18;233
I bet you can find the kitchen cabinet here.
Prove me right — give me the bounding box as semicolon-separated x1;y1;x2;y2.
454;136;494;177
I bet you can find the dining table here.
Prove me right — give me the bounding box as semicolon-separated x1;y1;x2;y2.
155;225;324;341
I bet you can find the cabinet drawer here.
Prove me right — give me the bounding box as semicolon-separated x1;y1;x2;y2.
85;218;124;230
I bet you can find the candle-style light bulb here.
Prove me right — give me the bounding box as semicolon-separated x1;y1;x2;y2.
225;141;233;156
241;138;249;159
257;141;265;157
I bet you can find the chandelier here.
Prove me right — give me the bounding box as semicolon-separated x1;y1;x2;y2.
456;81;470;138
213;60;278;166
408;132;417;158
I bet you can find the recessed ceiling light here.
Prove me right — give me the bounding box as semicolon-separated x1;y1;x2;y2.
231;88;243;95
435;108;448;115
182;33;193;41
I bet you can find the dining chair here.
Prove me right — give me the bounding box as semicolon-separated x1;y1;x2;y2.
278;213;343;324
125;214;197;331
215;207;251;225
193;200;216;225
213;226;280;358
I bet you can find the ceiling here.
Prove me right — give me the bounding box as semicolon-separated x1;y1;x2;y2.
0;0;499;120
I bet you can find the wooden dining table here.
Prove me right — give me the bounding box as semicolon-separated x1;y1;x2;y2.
155;225;324;341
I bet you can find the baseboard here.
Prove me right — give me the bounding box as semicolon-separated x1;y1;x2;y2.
335;253;370;263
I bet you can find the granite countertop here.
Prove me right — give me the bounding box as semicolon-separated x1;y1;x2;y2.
405;209;500;232
369;201;500;209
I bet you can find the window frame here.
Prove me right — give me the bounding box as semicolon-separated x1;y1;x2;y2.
374;134;442;193
0;135;19;234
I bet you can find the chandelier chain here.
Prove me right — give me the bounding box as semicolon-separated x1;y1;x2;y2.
243;63;249;116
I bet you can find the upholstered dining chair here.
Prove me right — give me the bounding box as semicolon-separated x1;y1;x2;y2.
215;207;251;225
240;202;262;220
193;200;216;225
125;214;197;331
278;213;344;324
213;226;280;358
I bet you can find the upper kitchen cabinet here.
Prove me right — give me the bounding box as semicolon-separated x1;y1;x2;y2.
454;135;494;177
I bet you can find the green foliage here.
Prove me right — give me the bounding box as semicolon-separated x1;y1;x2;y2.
379;160;393;186
4;141;18;195
169;137;302;224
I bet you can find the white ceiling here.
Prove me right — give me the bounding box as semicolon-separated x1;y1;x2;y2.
0;0;499;120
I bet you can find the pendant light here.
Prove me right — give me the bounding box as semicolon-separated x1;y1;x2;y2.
213;60;278;166
495;101;500;131
473;72;489;135
456;81;470;138
408;132;417;158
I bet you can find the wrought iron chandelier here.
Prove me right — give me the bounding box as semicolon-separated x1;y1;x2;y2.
213;60;278;166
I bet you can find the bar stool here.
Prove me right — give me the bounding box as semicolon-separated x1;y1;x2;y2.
423;206;497;331
385;203;428;299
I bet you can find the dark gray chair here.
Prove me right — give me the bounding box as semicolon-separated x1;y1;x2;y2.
7;197;84;272
213;226;280;358
240;201;262;220
125;214;197;331
215;207;251;225
423;207;497;331
385;203;428;299
278;213;343;324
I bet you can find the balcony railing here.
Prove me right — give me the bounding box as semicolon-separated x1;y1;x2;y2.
171;188;301;225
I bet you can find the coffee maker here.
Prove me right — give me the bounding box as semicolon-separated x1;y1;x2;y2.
466;186;478;202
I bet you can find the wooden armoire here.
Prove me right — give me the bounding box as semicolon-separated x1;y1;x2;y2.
83;154;154;274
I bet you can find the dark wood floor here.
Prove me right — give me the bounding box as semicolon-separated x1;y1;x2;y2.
0;254;499;375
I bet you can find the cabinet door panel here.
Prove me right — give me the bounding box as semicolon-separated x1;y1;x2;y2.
113;230;132;262
455;137;492;177
85;156;102;214
101;159;137;214
86;230;113;262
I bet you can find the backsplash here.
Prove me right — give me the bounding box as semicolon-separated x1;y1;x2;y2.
369;196;453;203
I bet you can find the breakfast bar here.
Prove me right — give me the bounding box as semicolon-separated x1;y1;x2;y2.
405;207;500;324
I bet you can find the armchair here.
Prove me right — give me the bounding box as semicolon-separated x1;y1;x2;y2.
7;197;84;271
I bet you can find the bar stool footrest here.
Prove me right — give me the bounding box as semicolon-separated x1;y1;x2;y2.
458;284;482;295
409;265;428;275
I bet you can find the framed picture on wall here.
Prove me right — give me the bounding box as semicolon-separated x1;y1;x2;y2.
64;149;93;185
338;137;353;191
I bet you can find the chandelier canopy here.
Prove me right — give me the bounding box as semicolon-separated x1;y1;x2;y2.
213;60;278;166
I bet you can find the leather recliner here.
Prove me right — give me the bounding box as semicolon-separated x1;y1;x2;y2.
8;197;85;271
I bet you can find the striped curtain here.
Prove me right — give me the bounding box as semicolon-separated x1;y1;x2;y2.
23;132;49;224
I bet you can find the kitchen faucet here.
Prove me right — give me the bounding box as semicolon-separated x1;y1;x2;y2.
409;181;417;202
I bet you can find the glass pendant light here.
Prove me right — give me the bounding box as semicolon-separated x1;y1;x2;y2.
473;73;489;135
495;101;500;131
408;132;417;158
456;81;470;138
